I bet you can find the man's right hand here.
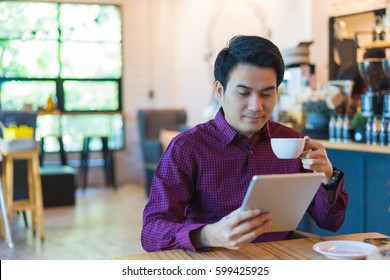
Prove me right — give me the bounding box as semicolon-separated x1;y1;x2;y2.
191;208;272;250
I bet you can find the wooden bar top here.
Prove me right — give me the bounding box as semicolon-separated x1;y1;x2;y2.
113;232;388;260
319;140;390;154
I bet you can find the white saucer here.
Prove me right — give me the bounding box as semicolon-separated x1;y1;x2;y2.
313;240;379;260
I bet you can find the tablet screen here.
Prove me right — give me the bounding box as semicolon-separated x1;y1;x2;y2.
241;173;325;232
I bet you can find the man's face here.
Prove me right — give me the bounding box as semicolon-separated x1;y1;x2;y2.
215;64;278;139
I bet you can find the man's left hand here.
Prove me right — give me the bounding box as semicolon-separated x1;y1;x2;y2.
300;136;333;184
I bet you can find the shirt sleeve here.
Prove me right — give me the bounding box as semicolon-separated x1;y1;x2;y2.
141;135;202;252
307;176;348;231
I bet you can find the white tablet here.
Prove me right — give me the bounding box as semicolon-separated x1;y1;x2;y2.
241;173;325;232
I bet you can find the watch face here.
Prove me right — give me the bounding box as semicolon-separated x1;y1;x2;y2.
330;170;338;183
325;168;343;190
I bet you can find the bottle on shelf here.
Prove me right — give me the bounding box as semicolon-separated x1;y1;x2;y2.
379;117;388;146
342;114;353;143
387;118;390;146
365;116;373;144
328;113;336;142
335;114;344;142
371;115;381;145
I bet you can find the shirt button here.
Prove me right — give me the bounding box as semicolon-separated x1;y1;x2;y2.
250;150;254;155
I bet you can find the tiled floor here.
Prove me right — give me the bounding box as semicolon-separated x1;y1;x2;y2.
0;184;148;260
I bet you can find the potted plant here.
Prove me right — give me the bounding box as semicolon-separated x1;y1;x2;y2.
352;114;367;143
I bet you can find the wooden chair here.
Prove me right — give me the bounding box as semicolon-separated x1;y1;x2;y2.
79;136;116;190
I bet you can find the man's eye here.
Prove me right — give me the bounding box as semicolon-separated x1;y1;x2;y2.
261;90;275;97
238;92;249;96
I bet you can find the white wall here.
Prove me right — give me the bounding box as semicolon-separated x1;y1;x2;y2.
169;0;313;125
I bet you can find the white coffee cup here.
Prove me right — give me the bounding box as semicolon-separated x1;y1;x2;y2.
271;138;305;159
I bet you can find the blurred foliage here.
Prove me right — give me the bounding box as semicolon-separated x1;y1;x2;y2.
352;114;367;128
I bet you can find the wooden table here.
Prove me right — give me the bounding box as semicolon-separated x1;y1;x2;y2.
113;232;388;260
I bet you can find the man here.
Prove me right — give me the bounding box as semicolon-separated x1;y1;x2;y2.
141;35;348;252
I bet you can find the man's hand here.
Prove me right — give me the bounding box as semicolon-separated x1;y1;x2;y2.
191;208;272;250
300;136;333;183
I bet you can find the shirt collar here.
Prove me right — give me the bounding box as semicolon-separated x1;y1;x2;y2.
214;108;237;145
214;107;270;145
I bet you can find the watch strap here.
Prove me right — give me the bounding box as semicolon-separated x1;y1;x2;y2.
321;167;344;191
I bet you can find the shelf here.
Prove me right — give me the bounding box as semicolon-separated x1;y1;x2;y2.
37;110;124;116
361;40;390;49
37;109;61;116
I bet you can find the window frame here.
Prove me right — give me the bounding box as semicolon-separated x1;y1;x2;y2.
0;1;124;152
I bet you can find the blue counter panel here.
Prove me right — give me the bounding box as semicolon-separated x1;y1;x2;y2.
298;149;390;236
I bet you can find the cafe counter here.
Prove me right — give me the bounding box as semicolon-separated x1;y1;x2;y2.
298;140;390;236
319;140;390;154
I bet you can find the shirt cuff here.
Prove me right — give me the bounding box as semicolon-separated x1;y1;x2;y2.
176;223;206;251
332;176;345;202
321;176;346;209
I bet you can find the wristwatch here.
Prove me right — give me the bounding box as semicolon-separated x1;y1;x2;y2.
321;167;344;191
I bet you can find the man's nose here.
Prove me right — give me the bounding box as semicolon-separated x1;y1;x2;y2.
247;94;263;111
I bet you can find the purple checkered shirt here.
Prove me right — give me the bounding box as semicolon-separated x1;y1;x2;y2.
141;108;348;252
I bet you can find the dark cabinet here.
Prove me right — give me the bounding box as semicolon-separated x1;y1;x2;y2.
298;148;390;236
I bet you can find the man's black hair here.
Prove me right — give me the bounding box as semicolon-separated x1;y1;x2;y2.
213;35;285;90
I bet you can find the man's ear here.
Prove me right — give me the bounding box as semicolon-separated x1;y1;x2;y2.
215;81;224;103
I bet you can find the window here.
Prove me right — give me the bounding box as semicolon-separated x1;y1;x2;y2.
0;1;124;152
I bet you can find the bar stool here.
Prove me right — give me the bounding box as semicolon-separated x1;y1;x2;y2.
0;177;14;248
79;136;116;190
0;148;45;241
